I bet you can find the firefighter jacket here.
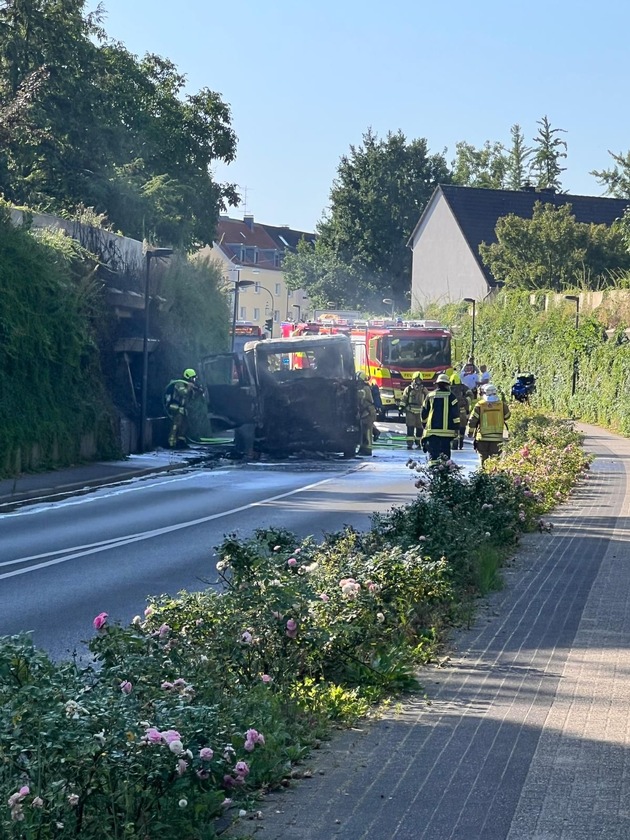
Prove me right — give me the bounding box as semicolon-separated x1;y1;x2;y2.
449;381;473;426
467;397;510;442
420;389;460;439
357;381;377;424
400;381;425;415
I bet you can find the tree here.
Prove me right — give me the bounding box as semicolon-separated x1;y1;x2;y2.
316;129;450;305
283;238;378;310
0;0;238;250
529;115;567;191
479;202;630;290
505;124;532;190
591;150;630;198
451;140;508;188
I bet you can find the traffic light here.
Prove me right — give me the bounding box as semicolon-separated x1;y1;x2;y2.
264;317;273;334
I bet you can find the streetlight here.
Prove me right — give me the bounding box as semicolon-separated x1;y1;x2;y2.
230;270;254;351
141;247;173;452
565;295;580;396
382;298;395;318
463;298;476;362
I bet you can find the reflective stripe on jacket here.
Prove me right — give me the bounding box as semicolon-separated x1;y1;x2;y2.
421;390;460;439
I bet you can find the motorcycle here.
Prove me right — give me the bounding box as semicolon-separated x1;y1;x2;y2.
511;372;536;403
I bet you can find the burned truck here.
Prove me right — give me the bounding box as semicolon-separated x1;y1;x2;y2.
201;333;360;458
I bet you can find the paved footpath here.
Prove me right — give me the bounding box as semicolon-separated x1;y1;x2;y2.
227;424;630;839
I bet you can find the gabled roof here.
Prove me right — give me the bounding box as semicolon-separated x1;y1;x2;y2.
410;185;630;287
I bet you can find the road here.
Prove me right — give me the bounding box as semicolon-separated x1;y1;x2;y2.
0;429;479;660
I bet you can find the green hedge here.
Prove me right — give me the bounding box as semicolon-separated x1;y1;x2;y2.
431;292;630;436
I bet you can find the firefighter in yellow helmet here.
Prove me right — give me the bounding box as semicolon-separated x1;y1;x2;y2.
356;371;377;456
400;372;426;450
466;383;511;465
164;368;204;449
420;374;460;463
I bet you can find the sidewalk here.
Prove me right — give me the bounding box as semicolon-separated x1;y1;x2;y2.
225;423;630;840
0;446;221;509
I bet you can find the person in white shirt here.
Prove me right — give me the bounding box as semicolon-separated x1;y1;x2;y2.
479;364;491;385
460;360;479;392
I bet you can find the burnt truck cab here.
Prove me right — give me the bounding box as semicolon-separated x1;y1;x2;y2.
201;333;360;458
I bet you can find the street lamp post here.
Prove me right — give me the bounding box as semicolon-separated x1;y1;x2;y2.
565;295;580;396
141;247;173;452
382;298;395;319
463;298;476;362
230;266;241;352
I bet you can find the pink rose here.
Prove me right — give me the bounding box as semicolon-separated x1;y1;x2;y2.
235;761;250;778
199;747;214;761
287;558;298;567
92;612;108;631
144;727;162;744
319;593;330;602
261;674;272;683
286;619;298;639
161;729;182;744
119;680;132;694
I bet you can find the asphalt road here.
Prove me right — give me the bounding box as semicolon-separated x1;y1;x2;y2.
0;432;479;660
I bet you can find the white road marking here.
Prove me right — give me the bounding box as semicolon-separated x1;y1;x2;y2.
0;474;343;580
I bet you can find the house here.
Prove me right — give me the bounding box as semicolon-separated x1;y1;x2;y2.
407;185;630;306
198;214;314;336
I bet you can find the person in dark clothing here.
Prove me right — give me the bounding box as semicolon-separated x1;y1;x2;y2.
420;374;460;463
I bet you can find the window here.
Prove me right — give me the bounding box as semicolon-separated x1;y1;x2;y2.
239;305;247;320
253;308;260;320
274;310;279;322
275;283;281;295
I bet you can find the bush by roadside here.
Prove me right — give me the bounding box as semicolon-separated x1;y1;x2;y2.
0;408;589;839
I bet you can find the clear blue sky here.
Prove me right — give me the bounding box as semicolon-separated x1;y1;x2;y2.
99;0;629;234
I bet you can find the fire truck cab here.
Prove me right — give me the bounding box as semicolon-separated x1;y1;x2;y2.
350;320;460;418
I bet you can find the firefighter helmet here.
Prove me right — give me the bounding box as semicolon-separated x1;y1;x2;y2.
356;371;368;381
411;371;422;380
436;374;451;385
183;368;197;380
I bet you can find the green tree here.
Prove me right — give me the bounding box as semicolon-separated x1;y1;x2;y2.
316;128;450;306
591;150;630;198
479;202;630;290
506;124;532;190
530;115;567;191
283;238;376;310
0;0;238;250
451;140;508;188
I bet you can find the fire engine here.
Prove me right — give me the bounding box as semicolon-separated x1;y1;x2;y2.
349;320;461;416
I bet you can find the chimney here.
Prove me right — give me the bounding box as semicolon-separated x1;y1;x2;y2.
244;214;254;230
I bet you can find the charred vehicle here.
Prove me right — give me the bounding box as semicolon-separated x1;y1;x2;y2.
201;333;360;457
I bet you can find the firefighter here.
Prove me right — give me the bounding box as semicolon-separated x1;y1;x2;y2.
466;383;511;465
449;372;473;450
400;371;426;449
420;374;460;463
164;368;204;449
356;371;377;456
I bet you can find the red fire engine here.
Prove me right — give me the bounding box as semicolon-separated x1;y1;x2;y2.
350;320;460;416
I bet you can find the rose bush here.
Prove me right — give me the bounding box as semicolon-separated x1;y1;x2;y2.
0;410;589;838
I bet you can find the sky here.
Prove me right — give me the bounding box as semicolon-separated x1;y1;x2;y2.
99;0;630;234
